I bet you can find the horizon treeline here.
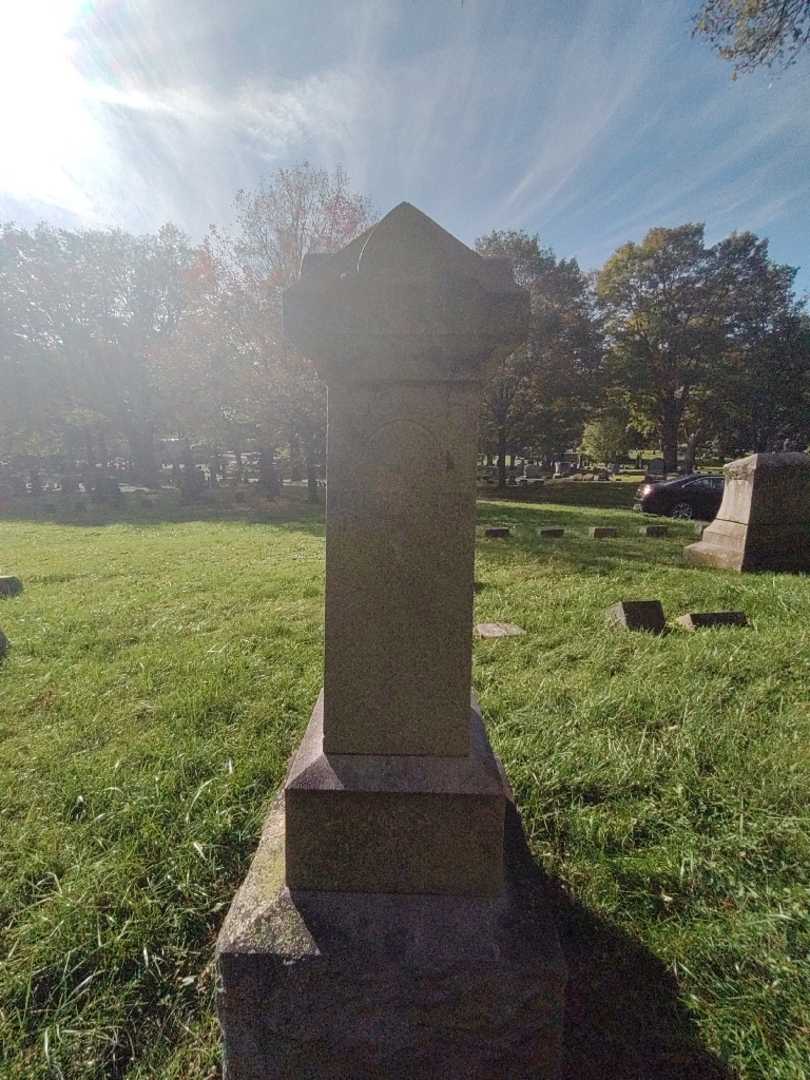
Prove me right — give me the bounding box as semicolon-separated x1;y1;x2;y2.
2;163;808;497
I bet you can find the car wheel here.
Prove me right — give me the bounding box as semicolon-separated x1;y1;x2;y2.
670;501;694;519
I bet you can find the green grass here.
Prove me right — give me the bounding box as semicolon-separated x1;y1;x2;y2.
1;495;808;1079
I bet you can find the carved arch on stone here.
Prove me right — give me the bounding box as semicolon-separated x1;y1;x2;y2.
365;419;440;480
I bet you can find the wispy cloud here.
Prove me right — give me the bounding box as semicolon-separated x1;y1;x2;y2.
1;0;807;289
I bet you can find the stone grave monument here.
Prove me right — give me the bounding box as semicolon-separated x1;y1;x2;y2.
216;204;566;1078
685;452;810;572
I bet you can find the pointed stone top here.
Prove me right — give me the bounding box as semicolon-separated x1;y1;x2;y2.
305;202;514;292
284;201;528;382
357;203;490;282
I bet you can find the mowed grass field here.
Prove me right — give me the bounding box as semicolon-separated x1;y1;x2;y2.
1;494;809;1079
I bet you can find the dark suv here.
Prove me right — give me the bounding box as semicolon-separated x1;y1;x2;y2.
634;473;724;520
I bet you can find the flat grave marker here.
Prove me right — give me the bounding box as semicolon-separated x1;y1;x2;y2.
676;611;748;630
606;600;666;634
476;622;526;638
639;524;668;537
0;576;23;598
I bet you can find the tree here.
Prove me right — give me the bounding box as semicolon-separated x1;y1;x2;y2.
475;230;602;486
598;224;806;470
580;410;633;466
692;0;810;75
1;221;196;484
0;224;69;463
211;163;374;500
599;224;727;472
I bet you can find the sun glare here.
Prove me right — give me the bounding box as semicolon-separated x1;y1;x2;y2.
0;0;100;216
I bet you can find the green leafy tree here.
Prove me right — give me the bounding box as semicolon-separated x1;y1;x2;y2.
597;224;720;472
693;0;810;75
475;230;602;486
598;224;806;470
580;410;633;466
1;221;195;484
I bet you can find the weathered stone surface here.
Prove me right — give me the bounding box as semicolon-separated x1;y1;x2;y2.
476;622;525;638
484;526;511;539
638;524;668;537
538;527;565;538
0;627;8;657
0;576;23;597
282;204;528;758
589;526;618;539
285;694;507;896
685;453;810;572
606;601;665;634
676;611;748;630
323;379;479;756
217;798;566;1080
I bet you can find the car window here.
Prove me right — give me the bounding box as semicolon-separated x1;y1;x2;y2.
684;477;712;489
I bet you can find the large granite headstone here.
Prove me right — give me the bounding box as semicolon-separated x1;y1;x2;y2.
685;452;810;572
216;204;566;1078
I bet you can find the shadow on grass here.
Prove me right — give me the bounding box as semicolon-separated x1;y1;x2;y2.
0;491;327;533
505;805;734;1080
478;481;638;511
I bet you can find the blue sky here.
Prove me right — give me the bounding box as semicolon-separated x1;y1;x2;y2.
1;0;808;293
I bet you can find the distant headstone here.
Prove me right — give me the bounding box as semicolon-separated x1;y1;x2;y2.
537;527;565;538
647;458;665;476
685;453;810;572
476;622;525;638
216;203;565;1079
485;526;511;539
676;611;748;630
589;526;618;539
639;524;668;537
606;600;666;634
0;576;23;598
0;627;7;657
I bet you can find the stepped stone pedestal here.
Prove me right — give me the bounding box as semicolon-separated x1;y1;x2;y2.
216;203;566;1078
685;453;810;572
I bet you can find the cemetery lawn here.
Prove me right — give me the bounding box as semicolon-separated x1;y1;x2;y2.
1;496;809;1079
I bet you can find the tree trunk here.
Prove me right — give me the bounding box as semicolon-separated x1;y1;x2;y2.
289;430;303;482
231;448;243;486
683;433;698;473
126;427;159;487
305;451;319;503
98;429;110;470
306;465;319;502
661;410;679;473
208;457;219;488
497;431;507;489
84;430;96;470
259;447;282;498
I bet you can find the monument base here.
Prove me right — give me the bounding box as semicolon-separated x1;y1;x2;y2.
284;693;506;895
685;518;810;572
217;796;566;1079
